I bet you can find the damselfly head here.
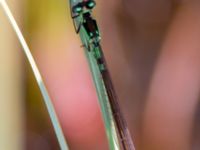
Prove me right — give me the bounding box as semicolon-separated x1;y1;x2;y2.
85;0;96;9
72;0;96;14
72;3;83;14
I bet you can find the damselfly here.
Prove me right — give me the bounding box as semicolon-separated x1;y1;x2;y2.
69;0;135;149
0;0;135;149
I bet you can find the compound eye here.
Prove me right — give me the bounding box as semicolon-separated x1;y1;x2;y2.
72;4;83;14
85;0;96;9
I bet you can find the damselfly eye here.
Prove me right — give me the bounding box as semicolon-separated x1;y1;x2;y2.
72;4;83;14
85;0;96;9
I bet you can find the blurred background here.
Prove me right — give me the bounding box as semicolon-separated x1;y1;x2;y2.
0;0;75;149
1;0;200;150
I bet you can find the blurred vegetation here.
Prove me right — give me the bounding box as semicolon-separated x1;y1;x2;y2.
23;0;72;149
25;0;71;37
